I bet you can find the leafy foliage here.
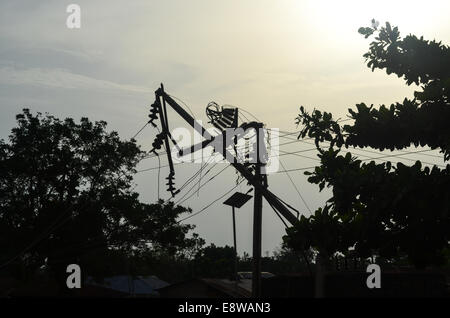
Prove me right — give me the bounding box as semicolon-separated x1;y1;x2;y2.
0;109;200;284
285;22;450;268
353;21;450;159
192;244;236;279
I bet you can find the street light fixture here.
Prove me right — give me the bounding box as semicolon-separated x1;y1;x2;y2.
223;191;253;285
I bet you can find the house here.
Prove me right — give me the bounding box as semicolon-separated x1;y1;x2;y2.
157;278;252;298
85;275;169;297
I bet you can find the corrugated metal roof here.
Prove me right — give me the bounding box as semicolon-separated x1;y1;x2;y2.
85;275;169;296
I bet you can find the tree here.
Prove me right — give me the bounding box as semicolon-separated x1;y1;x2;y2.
284;21;450;269
268;245;314;274
0;109;201;288
192;244;236;279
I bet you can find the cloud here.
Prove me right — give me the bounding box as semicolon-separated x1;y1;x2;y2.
0;66;151;94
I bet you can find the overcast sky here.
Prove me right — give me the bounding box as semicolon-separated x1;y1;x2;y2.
1;0;449;255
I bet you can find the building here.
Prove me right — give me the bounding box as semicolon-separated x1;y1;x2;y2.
85;275;169;297
157;278;251;298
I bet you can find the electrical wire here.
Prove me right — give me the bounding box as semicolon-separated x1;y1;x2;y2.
137;144;446;175
359;150;446;167
175;153;219;195
176;160;209;193
175;164;230;206
278;149;319;162
195;154;217;197
266;199;289;228
274;166;318;173
168;94;196;118
136;162;186;173
131;122;150;139
238;111;251;123
297;139;446;167
269;132;445;166
276;130;444;160
278;159;312;214
177;179;245;223
276;194;302;216
237;107;261;122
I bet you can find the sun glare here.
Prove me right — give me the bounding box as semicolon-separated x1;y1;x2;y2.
305;0;448;36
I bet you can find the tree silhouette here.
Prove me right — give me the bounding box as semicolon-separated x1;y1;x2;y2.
0;109;201;288
284;22;450;269
192;244;236;279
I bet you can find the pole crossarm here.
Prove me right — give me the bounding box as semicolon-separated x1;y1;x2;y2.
178;121;264;158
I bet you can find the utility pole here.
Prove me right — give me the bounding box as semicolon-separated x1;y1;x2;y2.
232;206;238;283
251;127;268;298
151;86;299;225
150;84;301;297
252;164;263;297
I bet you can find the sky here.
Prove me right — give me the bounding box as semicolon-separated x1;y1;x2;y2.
1;0;449;256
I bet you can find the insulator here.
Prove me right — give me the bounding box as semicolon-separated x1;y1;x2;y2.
206;103;238;129
218;116;233;126
222;113;234;121
216;118;230;128
166;173;176;196
151;132;165;151
212;122;223;131
148;102;160;127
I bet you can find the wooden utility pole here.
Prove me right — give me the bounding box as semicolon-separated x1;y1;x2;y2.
251;127;267;298
252;164;263;298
